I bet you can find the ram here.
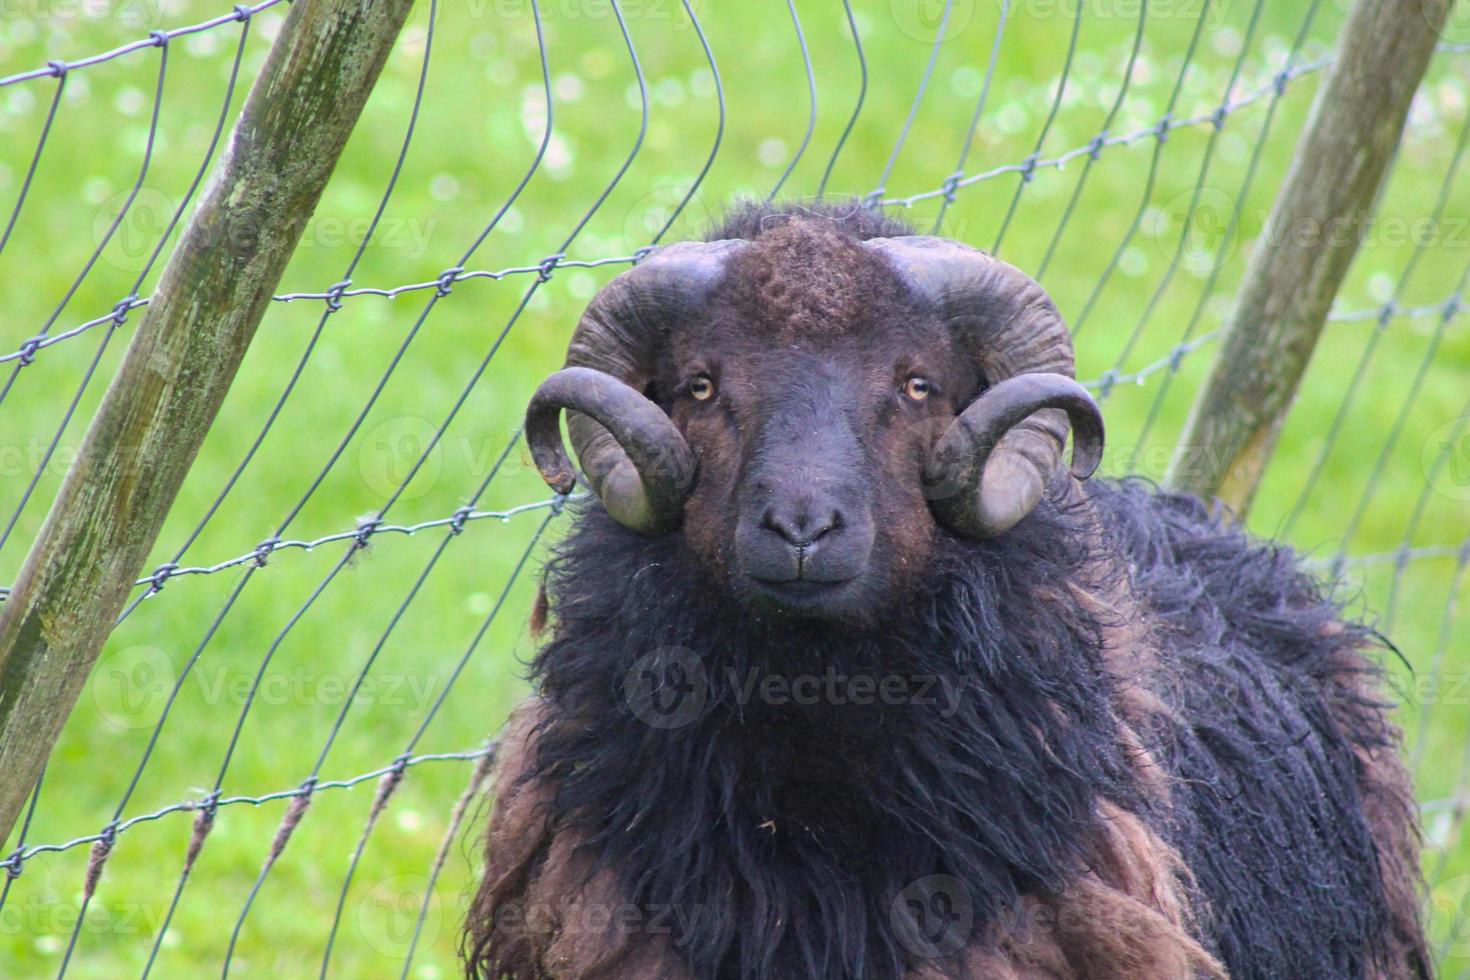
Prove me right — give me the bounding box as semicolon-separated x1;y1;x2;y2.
464;202;1427;980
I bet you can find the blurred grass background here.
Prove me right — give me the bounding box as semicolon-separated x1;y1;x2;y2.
0;0;1467;975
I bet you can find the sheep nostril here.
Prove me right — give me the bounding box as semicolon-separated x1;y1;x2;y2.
762;507;841;549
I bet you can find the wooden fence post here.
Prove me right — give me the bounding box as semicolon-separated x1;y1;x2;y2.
1165;0;1451;514
0;0;414;842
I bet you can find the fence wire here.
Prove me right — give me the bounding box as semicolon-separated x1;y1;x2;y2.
0;0;1468;976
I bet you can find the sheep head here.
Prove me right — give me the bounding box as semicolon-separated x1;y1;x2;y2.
526;217;1102;618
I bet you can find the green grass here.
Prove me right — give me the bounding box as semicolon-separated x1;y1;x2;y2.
0;0;1468;975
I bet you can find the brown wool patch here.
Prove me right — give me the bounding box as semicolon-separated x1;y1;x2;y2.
735;220;893;342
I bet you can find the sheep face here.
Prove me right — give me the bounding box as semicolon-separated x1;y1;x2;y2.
664;226;970;618
525;214;1104;622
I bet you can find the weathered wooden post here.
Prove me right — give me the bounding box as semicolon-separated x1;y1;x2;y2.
0;0;414;842
1166;0;1451;514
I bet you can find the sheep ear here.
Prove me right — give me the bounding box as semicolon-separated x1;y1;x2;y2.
546;240;745;534
865;237;1095;538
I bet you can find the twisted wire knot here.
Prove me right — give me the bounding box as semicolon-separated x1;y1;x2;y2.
1154;113;1174;145
1018;153;1040;184
147;562;179;594
352;517;383;550
940;171;963;205
324;280;351;312
448;505;474;535
536;253;565;284
111;296;139;327
253;537;281;567
17;336;43;367
434;267;463;298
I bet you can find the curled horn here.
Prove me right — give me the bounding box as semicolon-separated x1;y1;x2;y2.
867;236;1104;539
524;240;744;533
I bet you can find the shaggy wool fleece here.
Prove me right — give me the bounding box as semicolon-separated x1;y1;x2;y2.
465;479;1427;979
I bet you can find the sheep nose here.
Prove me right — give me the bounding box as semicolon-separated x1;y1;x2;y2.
761;505;840;548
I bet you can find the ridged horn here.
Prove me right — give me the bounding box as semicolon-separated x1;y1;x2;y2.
867;236;1104;538
524;240;745;532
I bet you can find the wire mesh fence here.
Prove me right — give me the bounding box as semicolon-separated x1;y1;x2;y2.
0;0;1467;975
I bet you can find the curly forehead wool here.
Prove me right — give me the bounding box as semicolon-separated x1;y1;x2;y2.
725;221;899;339
706;202;916;341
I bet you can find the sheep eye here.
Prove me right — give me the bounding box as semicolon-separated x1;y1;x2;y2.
903;377;932;402
689;374;715;401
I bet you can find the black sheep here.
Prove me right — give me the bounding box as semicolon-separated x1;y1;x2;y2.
464;201;1428;980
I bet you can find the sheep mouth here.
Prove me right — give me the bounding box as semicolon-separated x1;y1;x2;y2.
746;575;861;613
